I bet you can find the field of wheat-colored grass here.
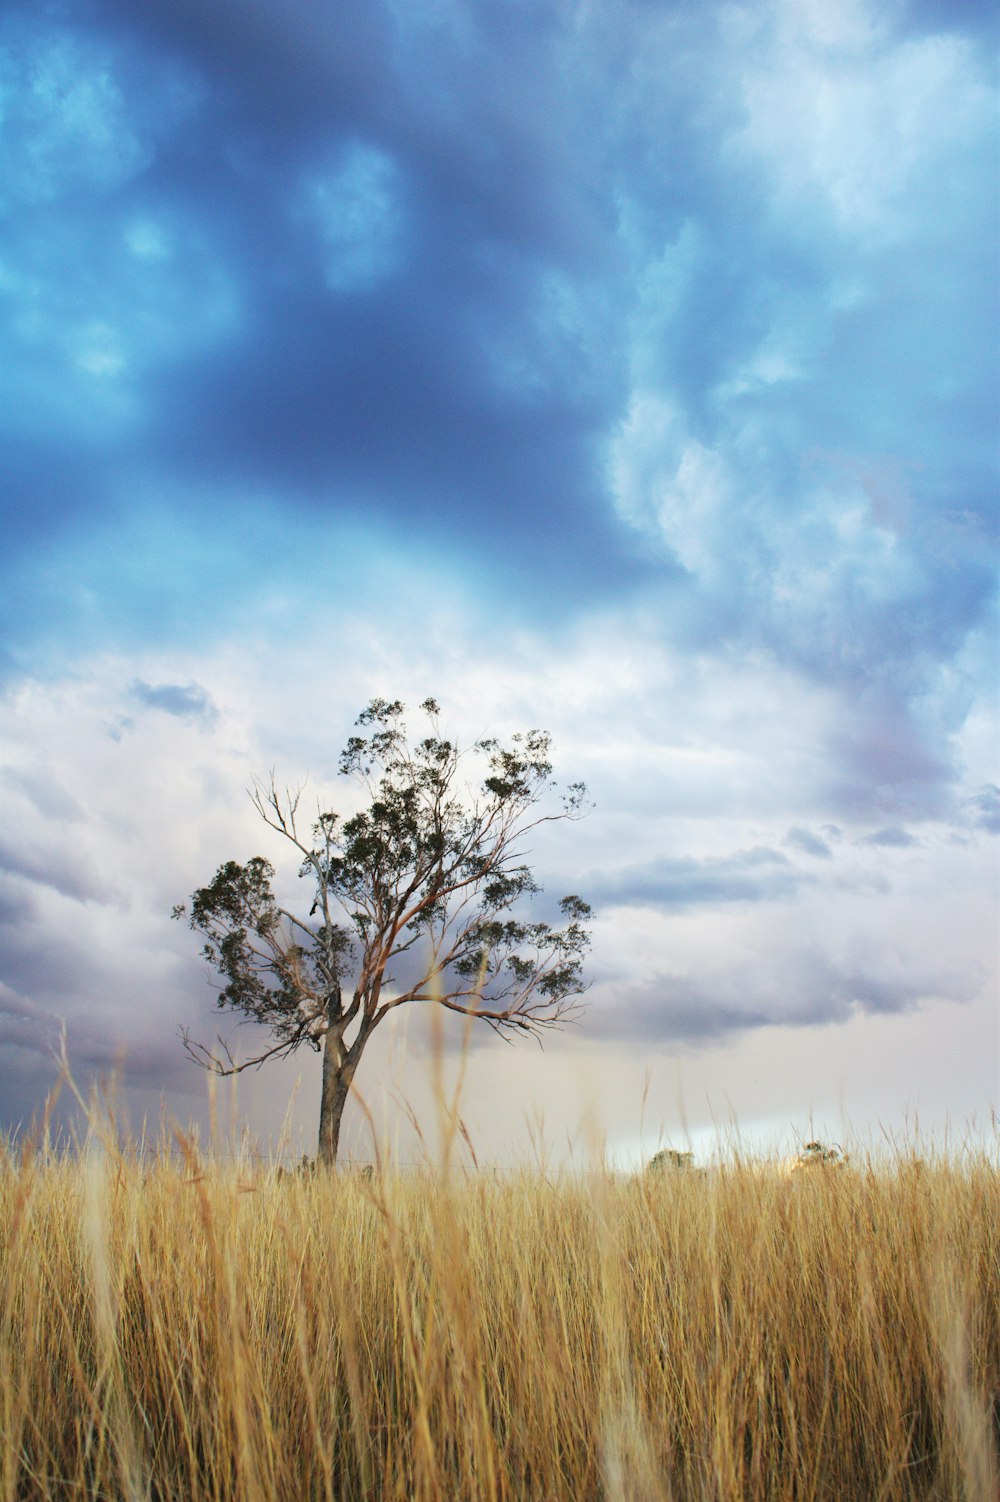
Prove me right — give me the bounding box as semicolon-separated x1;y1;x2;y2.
1;1121;997;1502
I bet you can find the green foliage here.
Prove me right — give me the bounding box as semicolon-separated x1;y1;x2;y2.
173;855;352;1049
647;1148;695;1173
796;1141;848;1168
173;698;592;1078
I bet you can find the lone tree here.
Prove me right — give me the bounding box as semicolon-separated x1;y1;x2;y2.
173;698;592;1165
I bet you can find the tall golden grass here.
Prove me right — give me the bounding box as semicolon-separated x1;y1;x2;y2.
1;1113;997;1501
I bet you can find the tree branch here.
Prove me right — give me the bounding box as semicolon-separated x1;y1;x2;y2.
179;1024;315;1076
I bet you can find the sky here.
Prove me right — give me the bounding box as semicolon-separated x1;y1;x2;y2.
1;0;997;1167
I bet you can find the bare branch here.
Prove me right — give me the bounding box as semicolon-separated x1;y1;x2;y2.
179;1025;312;1075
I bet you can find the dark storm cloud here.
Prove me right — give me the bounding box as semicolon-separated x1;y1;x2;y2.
0;840;116;904
0;1047;63;1135
55;1017;196;1091
0;1;996;1063
0;984;62;1062
1;0;995;717
0;890;116;1006
0;880;35;930
594;846;811;910
0;0;640;596
587;979;770;1045
587;947;982;1046
0;928;208;1137
0;1021;199;1140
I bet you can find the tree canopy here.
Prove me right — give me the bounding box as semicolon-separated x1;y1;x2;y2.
174;698;592;1162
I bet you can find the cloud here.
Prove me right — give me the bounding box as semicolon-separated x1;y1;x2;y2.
785;827;833;860
586;941;984;1047
129;680;218;725
1;0;994;720
0;840;117;905
594;847;810;910
0;27;148;202
0;880;35;929
1;765;85;822
589;978;770;1045
733;7;989;243
301;141;407;293
965;784;1000;836
856;826;920;849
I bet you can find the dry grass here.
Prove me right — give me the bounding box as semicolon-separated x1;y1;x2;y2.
1;1123;997;1501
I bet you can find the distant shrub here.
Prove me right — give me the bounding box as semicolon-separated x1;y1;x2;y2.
779;1140;849;1178
647;1147;695;1173
798;1140;847;1167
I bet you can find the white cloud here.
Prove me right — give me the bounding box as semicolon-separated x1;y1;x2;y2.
0;591;994;1152
611;414;746;585
125;219;171;261
4;34;147;200
73;320;126;377
732;5;990;243
302;142;406;293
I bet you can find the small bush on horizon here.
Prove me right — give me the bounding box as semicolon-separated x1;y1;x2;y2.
793;1139;849;1169
647;1146;695;1173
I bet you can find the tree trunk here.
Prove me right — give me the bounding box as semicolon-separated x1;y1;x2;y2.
317;983;370;1167
317;1052;351;1167
317;985;348;1167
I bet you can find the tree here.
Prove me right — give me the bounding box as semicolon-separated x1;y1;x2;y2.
173;698;592;1166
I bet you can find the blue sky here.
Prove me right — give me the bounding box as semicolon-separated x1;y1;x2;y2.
1;0;996;1161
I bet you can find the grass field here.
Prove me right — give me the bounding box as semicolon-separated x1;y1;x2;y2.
2;1122;997;1501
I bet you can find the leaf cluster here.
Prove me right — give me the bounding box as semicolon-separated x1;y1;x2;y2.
174;699;592;1071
